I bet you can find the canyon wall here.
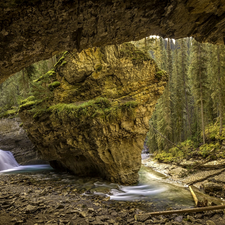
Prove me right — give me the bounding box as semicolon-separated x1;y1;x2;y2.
0;117;46;165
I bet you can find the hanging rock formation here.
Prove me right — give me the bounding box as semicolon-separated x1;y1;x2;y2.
19;43;167;184
1;0;225;82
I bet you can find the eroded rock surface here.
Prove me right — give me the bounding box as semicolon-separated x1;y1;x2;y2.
1;0;225;82
1;171;225;225
0;117;45;165
19;43;167;184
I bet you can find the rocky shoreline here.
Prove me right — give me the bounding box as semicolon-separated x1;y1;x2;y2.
143;156;225;202
0;165;225;225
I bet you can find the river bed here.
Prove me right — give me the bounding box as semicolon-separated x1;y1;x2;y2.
0;151;195;212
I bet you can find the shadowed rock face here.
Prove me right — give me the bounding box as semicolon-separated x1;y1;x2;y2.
1;0;225;83
19;43;167;184
0;117;46;165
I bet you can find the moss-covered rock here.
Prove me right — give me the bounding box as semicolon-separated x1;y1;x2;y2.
19;43;168;184
48;81;61;91
0;109;18;119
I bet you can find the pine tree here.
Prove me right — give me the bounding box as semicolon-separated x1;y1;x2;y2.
208;44;225;135
179;38;192;138
173;41;184;142
189;39;209;144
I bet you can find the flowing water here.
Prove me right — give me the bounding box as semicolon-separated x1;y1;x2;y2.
0;149;53;174
0;149;194;210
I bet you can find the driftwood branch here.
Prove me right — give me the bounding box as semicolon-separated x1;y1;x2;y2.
148;204;225;216
189;186;199;207
188;186;208;207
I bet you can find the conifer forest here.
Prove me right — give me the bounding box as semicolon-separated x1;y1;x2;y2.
135;37;225;163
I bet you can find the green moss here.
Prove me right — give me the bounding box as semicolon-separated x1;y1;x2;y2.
155;70;167;80
33;108;49;119
20;100;38;111
0;109;18;119
155;152;175;163
50;97;111;120
49;98;139;123
19;123;23;127
20;96;35;105
48;81;61;91
34;69;56;83
154;123;225;164
60;61;67;67
54;51;69;68
205;124;225;141
199;142;221;158
154;139;196;163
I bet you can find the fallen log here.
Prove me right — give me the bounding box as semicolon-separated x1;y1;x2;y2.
148;204;225;216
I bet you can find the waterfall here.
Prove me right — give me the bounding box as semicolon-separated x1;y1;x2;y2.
0;149;19;171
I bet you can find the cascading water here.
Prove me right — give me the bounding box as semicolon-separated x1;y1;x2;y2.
0;149;19;170
0;149;53;174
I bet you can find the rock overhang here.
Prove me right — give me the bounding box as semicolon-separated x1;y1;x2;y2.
1;0;225;83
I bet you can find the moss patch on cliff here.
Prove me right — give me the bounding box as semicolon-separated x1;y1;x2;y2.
49;98;139;123
48;81;61;91
0;108;18;119
34;69;56;83
19;96;39;111
54;51;69;68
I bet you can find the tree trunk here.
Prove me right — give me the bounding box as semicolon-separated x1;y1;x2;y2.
197;43;206;144
181;40;192;138
217;45;223;136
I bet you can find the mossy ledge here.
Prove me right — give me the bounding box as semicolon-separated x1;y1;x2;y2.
19;43;168;184
49;98;138;124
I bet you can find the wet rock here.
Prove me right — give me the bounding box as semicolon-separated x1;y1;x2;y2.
206;220;216;225
25;205;37;213
187;215;195;222
174;215;183;223
134;213;151;222
203;183;223;194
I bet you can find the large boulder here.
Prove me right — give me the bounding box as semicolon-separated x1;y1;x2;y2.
19;43;167;184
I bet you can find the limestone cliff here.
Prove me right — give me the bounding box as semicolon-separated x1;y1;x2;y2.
19;43;167;184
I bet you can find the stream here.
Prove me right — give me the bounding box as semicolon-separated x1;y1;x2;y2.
0;149;195;211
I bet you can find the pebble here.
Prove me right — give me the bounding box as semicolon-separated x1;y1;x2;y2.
0;171;223;224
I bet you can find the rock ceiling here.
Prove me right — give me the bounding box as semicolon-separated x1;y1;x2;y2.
1;0;225;83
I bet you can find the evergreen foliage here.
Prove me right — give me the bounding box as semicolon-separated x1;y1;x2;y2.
142;37;225;156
